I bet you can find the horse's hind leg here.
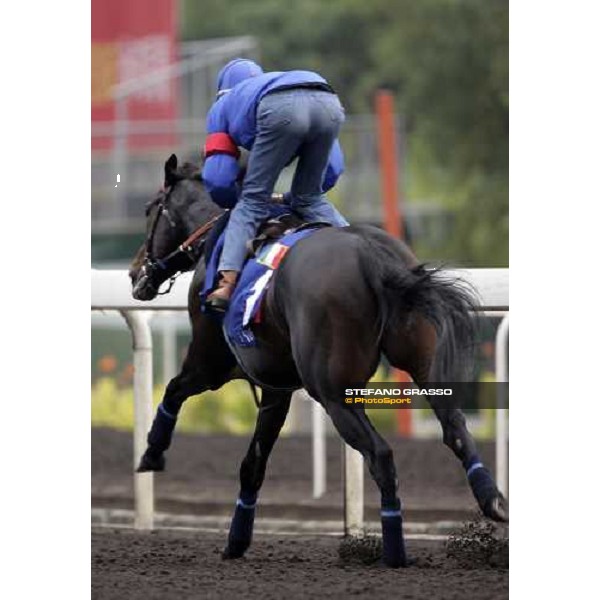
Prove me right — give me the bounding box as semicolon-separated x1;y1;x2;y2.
223;390;292;560
324;401;408;567
400;347;508;522
290;306;407;566
427;398;508;522
306;373;407;567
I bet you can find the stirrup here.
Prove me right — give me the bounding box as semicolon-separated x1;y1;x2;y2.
206;282;235;313
205;295;231;313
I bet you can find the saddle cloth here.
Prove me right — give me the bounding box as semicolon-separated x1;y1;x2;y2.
201;216;325;348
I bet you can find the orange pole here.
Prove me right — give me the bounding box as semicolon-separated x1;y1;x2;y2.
375;90;411;437
393;370;413;437
375;90;404;239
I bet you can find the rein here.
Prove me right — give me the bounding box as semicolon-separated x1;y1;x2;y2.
153;212;223;295
145;188;177;260
141;185;223;296
179;213;223;253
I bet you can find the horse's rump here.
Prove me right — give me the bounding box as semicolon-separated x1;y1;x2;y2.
271;223;478;385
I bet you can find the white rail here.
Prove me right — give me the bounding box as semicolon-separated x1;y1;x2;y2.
120;311;154;529
91;267;509;531
495;315;509;496
91;268;508;311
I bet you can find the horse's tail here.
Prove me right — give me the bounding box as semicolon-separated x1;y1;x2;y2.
357;230;479;382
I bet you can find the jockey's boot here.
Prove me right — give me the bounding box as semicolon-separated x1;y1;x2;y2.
205;270;238;313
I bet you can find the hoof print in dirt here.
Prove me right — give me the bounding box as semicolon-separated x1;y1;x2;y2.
338;535;383;566
407;555;434;569
136;452;165;473
446;517;509;570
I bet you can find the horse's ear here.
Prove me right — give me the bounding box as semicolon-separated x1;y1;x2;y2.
164;154;178;186
166;154;178;171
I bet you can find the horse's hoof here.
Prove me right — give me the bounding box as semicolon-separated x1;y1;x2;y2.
136;451;165;472
221;543;247;560
484;494;509;523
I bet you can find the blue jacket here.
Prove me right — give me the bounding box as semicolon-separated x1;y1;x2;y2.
202;70;345;208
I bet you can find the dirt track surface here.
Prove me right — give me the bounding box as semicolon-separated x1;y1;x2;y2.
91;528;508;600
92;428;497;521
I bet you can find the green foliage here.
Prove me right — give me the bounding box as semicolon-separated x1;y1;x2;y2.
91;370;496;438
367;0;508;266
91;377;258;434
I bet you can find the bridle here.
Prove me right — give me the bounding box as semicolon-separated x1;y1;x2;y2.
136;185;222;297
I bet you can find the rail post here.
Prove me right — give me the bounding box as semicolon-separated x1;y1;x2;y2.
312;399;327;499
120;310;154;529
343;444;364;536
495;315;509;497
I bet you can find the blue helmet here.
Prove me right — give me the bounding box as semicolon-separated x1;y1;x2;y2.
216;58;263;97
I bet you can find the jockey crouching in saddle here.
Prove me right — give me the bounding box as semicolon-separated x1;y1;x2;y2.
202;58;349;312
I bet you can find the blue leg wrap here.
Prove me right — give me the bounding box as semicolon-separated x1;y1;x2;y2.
225;494;257;559
465;456;497;509
146;403;177;454
380;500;407;568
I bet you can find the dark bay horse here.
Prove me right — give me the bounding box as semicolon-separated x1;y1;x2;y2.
129;154;508;568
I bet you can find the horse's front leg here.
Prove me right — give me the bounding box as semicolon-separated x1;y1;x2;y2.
137;303;237;472
223;390;292;559
429;402;508;522
137;364;212;472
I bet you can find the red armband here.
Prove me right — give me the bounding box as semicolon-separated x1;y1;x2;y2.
203;133;240;159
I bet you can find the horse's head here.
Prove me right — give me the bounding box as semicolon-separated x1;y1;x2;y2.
129;153;223;300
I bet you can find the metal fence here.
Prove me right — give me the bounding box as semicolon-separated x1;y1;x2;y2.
92;36;452;255
92;114;450;243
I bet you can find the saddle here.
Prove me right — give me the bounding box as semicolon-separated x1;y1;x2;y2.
246;213;332;257
204;209;328;268
246;213;304;256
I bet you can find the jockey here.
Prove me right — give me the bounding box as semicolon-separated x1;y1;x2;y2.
202;58;349;312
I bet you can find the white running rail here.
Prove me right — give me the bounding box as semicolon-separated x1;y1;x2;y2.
91;267;509;531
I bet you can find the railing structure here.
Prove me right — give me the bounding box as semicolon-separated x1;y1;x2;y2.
91;267;509;531
91;114;426;238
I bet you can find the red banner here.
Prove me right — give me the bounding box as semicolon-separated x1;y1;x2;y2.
92;0;178;151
